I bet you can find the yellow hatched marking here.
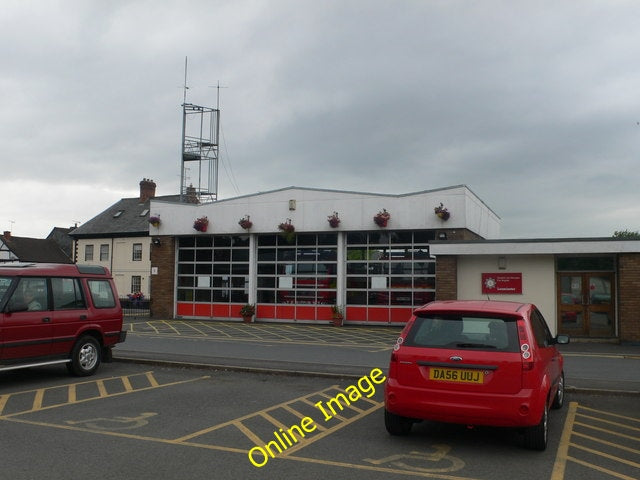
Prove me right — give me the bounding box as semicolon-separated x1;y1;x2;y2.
574;421;640;442
234;421;265;446
121;376;133;392
576;412;640;433
578;404;640;424
570;442;640;469
566;455;638;480
32;389;45;410
572;431;640;456
0;373;207;418
281;404;327;432
0;395;9;415
68;384;77;403
146;371;159;387
173;384;340;442
160;320;181;335
260;411;289;430
283;400;383;456
96;380;108;397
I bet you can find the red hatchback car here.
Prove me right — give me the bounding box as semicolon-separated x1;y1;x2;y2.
385;300;569;450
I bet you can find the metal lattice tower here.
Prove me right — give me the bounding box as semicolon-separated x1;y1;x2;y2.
180;102;220;203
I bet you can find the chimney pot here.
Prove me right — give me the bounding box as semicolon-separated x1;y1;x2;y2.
139;178;157;203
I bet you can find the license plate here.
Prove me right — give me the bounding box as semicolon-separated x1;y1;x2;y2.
429;367;484;384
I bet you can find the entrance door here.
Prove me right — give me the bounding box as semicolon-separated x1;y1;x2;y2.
558;273;615;337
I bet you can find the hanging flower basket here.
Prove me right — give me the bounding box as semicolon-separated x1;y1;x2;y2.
434;203;450;220
373;209;391;227
148;216;161;228
278;219;296;242
327;212;341;228
278;219;295;234
238;215;253;230
193;216;209;232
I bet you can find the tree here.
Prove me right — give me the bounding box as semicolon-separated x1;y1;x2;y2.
612;230;640;239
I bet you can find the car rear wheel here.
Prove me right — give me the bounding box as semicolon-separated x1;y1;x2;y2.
551;372;565;410
385;409;413;436
523;403;548;451
67;335;101;376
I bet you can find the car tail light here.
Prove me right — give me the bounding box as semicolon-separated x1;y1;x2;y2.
517;320;535;371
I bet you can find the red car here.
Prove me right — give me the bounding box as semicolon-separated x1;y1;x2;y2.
385;300;569;450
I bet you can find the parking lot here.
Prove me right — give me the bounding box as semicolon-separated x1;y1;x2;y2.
1;362;637;480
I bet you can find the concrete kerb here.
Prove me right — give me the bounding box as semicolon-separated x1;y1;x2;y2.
113;355;366;380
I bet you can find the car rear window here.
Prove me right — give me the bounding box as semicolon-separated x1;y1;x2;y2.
405;314;520;352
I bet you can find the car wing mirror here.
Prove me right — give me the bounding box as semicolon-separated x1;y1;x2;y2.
555;334;570;345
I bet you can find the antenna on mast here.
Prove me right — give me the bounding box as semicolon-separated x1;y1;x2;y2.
182;56;189;105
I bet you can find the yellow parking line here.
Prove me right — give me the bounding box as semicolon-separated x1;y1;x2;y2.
0;395;8;415
551;401;578;480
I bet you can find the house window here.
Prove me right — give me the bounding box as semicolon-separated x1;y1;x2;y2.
131;276;142;294
84;245;94;261
100;244;109;262
132;243;143;261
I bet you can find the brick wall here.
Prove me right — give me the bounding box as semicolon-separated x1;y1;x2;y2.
435;255;457;300
149;236;176;319
618;253;640;342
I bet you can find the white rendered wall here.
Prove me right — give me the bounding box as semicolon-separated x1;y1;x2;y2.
456;255;558;334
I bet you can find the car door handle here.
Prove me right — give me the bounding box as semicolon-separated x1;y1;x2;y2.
42;317;51;323
80;315;87;320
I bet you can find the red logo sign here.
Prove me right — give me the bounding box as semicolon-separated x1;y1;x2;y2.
482;273;522;294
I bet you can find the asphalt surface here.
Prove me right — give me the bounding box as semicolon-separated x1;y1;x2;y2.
116;318;640;395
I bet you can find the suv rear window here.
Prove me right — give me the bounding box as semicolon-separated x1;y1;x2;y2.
87;279;117;308
405;314;520;352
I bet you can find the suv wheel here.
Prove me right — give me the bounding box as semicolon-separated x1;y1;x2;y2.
551;372;565;410
523;403;548;451
68;335;101;376
385;409;413;436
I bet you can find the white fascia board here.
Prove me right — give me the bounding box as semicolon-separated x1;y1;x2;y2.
430;240;640;256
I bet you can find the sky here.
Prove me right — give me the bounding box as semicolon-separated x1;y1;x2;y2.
2;0;640;239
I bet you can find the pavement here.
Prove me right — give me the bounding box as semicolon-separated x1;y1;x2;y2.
115;318;640;396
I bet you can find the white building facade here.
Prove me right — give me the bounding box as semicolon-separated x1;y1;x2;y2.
149;185;500;324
